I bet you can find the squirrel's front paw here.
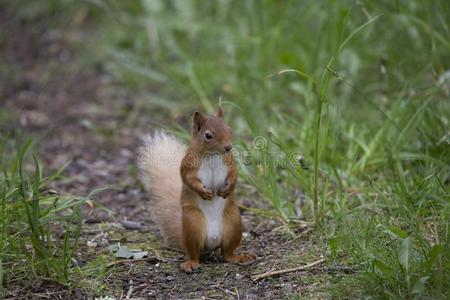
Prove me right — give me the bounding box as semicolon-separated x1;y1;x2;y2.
217;182;233;198
198;187;214;200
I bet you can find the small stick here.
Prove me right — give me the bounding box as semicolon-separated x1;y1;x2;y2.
282;228;312;246
252;258;326;281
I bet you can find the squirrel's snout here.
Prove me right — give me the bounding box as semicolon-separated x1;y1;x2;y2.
224;145;232;152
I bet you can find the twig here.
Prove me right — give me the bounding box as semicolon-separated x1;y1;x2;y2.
310;266;356;274
252;258;326;281
282;228;312;246
240;256;263;266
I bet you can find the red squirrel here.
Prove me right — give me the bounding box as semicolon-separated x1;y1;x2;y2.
138;106;255;272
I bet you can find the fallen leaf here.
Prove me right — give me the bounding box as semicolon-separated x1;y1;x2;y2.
115;245;134;259
133;251;148;259
110;244;148;259
107;244;119;253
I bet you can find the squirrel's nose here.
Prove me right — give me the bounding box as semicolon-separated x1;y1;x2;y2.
224;145;232;152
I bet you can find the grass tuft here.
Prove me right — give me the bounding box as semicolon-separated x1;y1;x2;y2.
0;136;90;291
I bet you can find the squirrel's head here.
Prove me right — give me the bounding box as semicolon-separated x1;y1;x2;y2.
192;106;232;155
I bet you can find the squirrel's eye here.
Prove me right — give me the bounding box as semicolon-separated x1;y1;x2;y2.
204;132;214;141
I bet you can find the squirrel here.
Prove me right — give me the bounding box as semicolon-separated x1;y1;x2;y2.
138;106;255;272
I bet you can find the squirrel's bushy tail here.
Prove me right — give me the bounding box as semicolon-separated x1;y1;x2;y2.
137;130;185;249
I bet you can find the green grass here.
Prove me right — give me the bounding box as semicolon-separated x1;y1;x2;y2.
2;0;450;298
83;1;449;297
0;136;94;295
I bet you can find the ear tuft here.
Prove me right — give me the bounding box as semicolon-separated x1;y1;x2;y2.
193;111;206;134
217;105;224;118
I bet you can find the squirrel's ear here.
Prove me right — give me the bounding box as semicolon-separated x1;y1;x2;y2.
216;105;224;119
193;111;206;134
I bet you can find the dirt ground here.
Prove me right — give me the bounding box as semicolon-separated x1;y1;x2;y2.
1;13;331;299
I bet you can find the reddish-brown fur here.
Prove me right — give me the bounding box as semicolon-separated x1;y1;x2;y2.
179;107;255;272
138;106;255;273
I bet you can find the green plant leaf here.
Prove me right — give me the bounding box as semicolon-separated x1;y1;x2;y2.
398;237;410;273
387;225;408;239
0;259;3;290
411;276;429;295
424;244;442;271
373;259;392;277
327;237;339;258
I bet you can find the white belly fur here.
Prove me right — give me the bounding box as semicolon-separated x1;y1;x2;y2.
197;154;228;250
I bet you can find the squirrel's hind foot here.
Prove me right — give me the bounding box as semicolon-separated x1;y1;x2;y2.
180;259;200;273
224;253;256;264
